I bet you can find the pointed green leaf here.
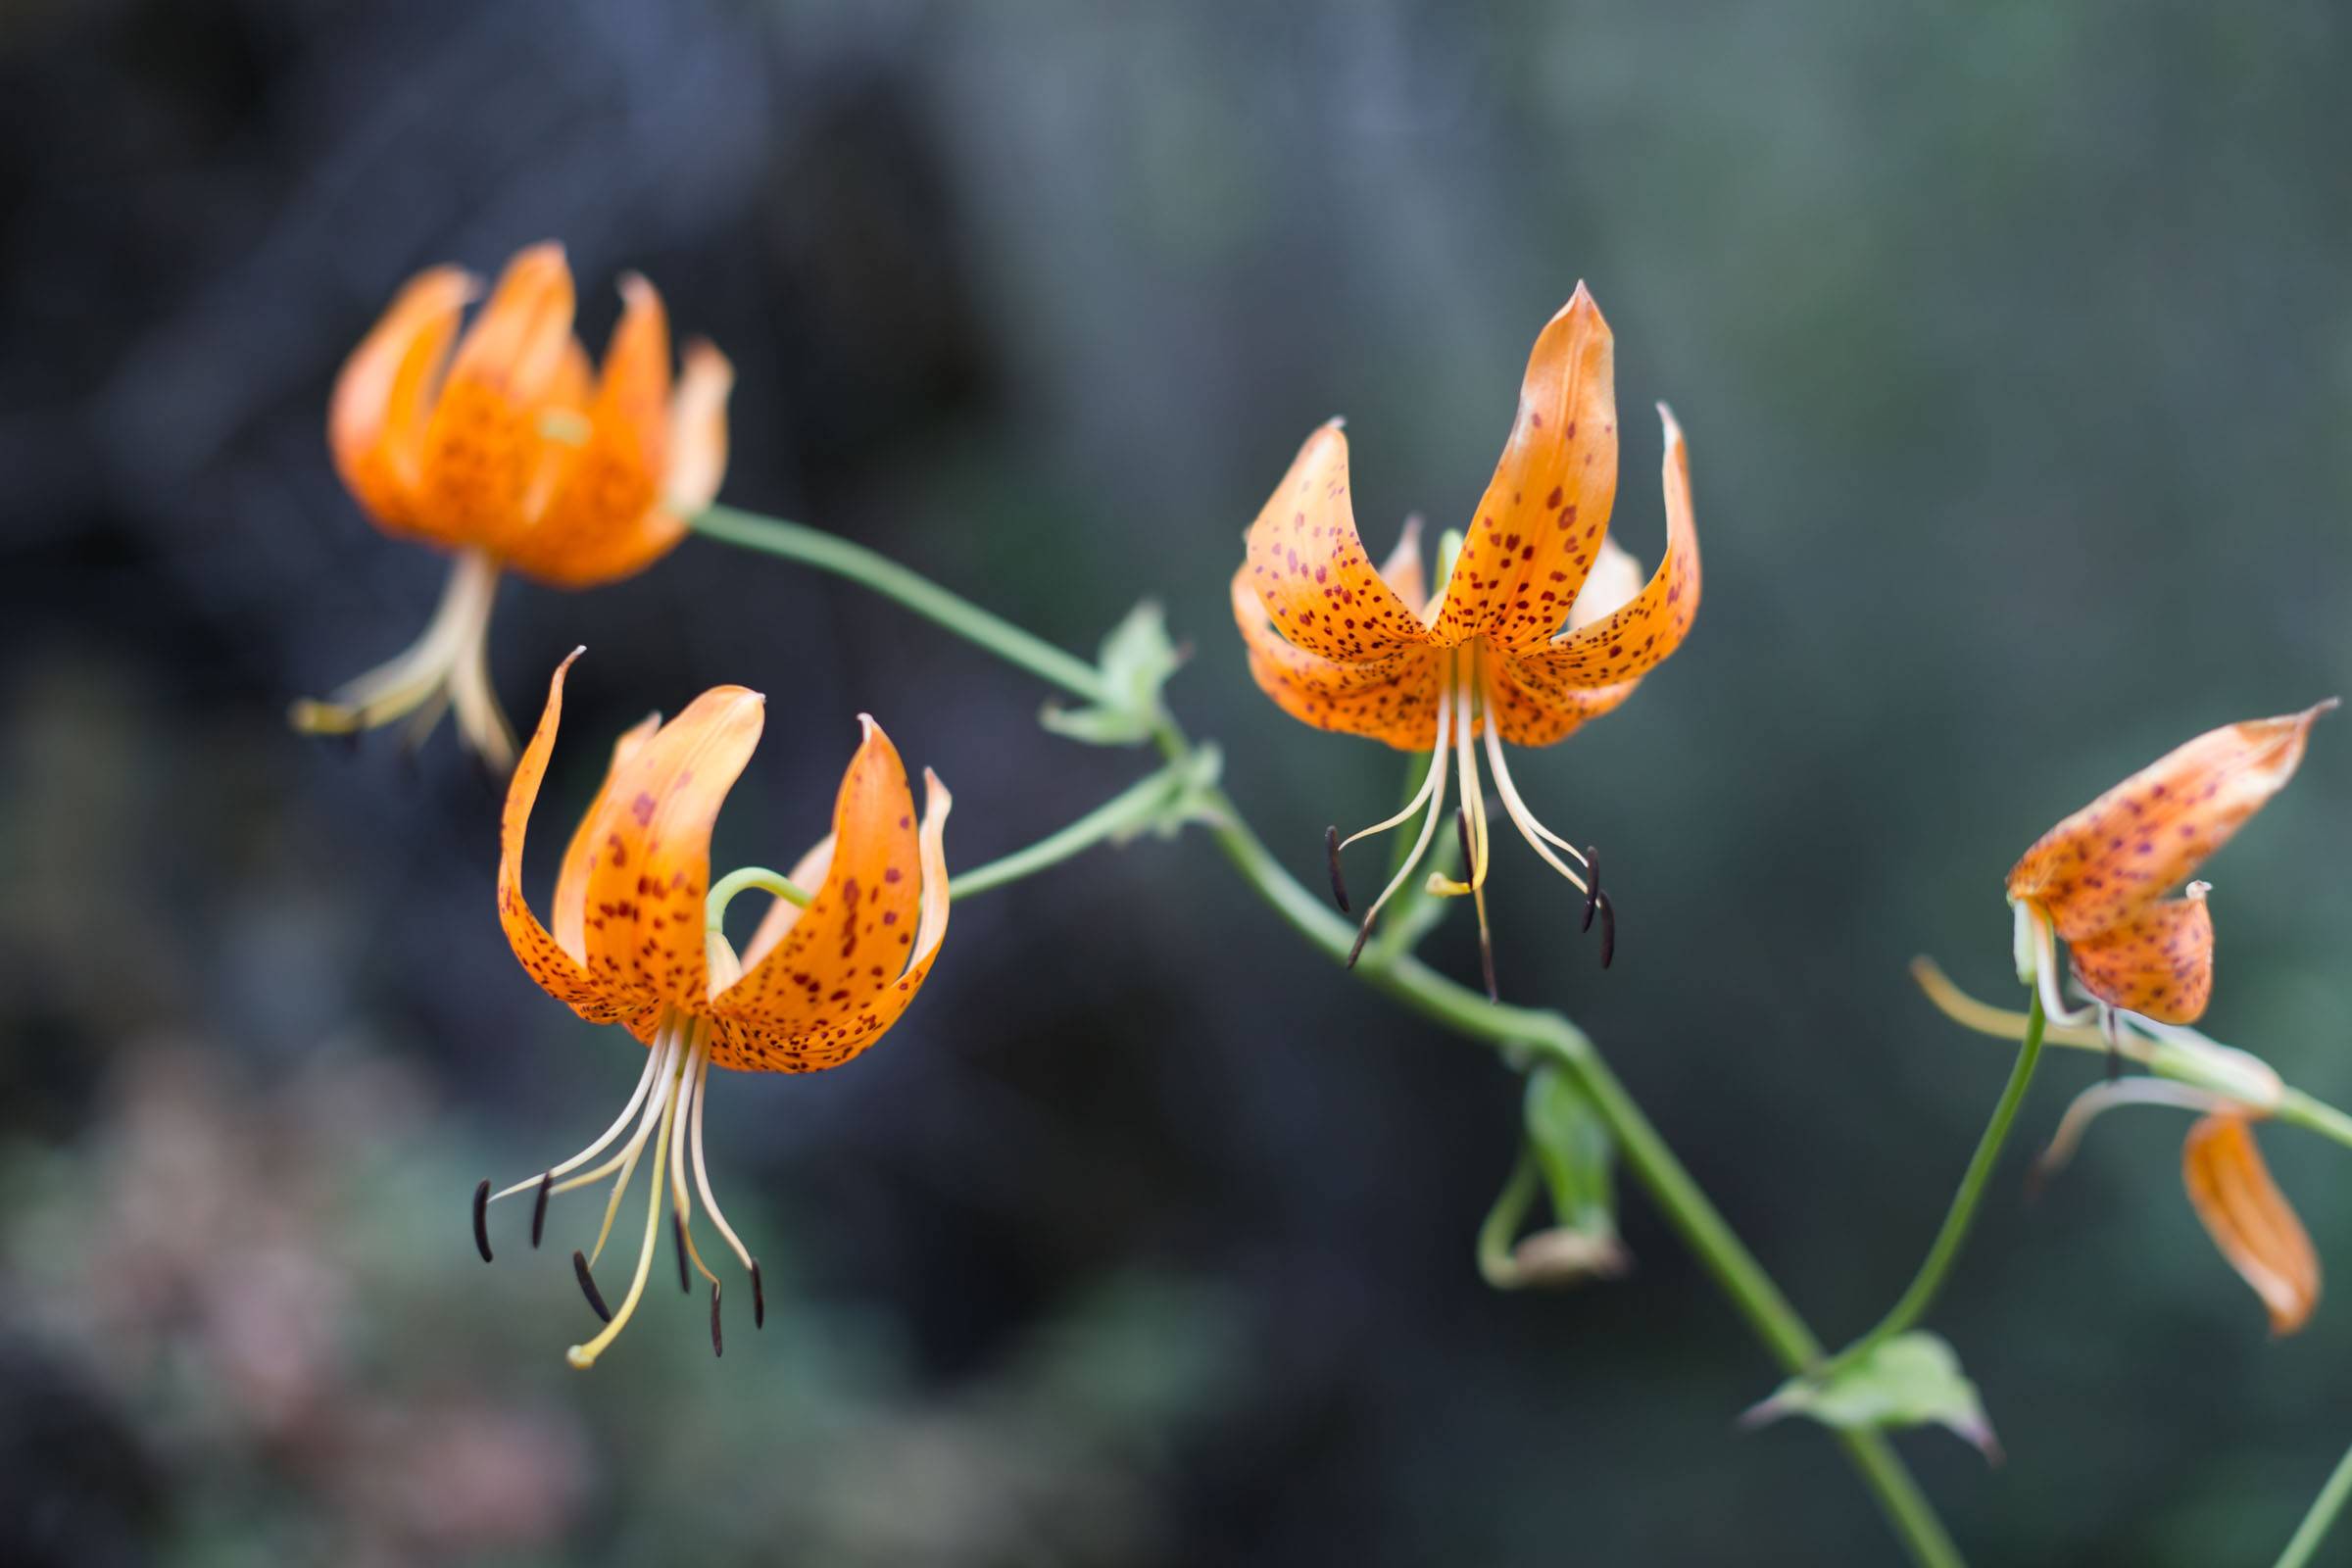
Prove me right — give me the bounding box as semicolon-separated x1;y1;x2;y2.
1743;1332;2000;1463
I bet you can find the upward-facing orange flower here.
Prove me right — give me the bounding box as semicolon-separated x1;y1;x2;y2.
1232;286;1700;991
292;243;733;767
2006;703;2333;1026
477;652;951;1366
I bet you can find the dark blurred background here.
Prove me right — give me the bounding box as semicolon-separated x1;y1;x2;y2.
4;1;2350;1563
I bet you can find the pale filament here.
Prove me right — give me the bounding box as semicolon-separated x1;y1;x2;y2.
565;1068;677;1369
488;1027;670;1202
688;1022;759;1277
666;1025;723;1290
1480;664;1591;896
1447;649;1493;896
1342;678;1456;936
2036;1077;2231;1182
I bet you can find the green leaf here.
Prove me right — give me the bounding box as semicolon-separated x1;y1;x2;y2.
1742;1332;2001;1463
1524;1064;1617;1236
1040;600;1184;746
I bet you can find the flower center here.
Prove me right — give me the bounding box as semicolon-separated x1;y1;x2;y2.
473;1004;763;1365
1323;641;1612;999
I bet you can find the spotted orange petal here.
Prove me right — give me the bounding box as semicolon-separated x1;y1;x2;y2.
499;651;629;1023
713;718;938;1071
1517;404;1701;691
505;273;678;588
552;710;663;961
1232;568;1446;750
1431;287;1620;650
2067;884;2214;1024
328;265;474;542
1485;655;1642;748
2182;1112;2320;1336
2008;702;2335;944
415;242;580;555
1240;421;1434;666
574;682;764;1012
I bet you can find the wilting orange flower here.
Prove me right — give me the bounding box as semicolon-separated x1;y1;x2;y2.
477;651;950;1366
2182;1111;2321;1335
1232;285;1699;990
2006;703;2333;1025
291;243;733;767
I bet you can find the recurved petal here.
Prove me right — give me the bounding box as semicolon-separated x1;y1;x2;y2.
1240;421;1434;665
1486;653;1642;747
329;265;473;540
499;651;629;1023
2067;884;2214;1024
664;338;734;516
1232;567;1446;749
2008;702;2335;943
576;682;764;1011
553;710;662;962
2182;1112;2321;1336
1528;404;1701;687
416;242;580;553
713;719;937;1070
1431;287;1620;650
504;273;682;588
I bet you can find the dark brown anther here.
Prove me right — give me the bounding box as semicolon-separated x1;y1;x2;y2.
572;1250;613;1322
472;1180;493;1262
1478;929;1499;1003
1580;846;1601;933
1454;806;1475;874
1325;826;1350;913
1593;890;1616;969
1346;914;1376;970
710;1282;724;1358
671;1211;691;1294
530;1173;552;1249
752;1258;765;1329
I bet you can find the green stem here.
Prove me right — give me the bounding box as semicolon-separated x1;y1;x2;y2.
691;505;1965;1568
948;761;1189;900
693;507;1111;704
2275;1436;2352;1568
1477;1151;1544;1288
1831;992;2047;1374
707;865;812;932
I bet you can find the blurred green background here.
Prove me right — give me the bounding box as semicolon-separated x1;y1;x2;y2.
4;1;2350;1562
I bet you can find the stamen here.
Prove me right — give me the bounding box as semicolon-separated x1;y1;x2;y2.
686;1031;759;1278
710;1282;724;1358
671;1212;691;1294
2033;1078;2230;1195
472;1179;493;1262
1592;889;1617;969
565;1077;678;1369
1458;807;1497;1002
1325;826;1350;913
752;1259;766;1329
1477;680;1592;897
666;1031;725;1293
289;549;506;757
489;1035;669;1202
572;1250;612;1322
530;1173;551;1249
1581;847;1600;932
1341;682;1455;966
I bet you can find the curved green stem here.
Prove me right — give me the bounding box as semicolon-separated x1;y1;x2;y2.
949;760;1190;900
691;504;1965;1568
707;865;812;932
1829;992;2046;1375
2275;1436;2352;1568
694;507;1110;703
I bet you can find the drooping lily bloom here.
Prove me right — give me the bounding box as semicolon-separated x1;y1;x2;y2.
292;243;734;768
1231;285;1699;991
2006;703;2334;1026
479;651;950;1366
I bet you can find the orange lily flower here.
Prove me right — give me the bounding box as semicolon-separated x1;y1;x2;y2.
292;243;734;768
1232;286;1699;990
476;651;951;1366
2006;702;2333;1026
2183;1111;2322;1335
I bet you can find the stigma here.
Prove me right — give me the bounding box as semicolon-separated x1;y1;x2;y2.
472;999;762;1366
1326;645;1613;999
